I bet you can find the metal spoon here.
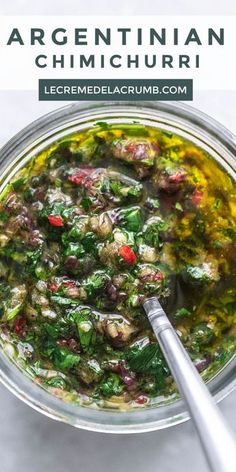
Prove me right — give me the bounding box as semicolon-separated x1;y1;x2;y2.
143;297;236;472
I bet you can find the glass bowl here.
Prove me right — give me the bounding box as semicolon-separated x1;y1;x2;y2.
0;101;235;433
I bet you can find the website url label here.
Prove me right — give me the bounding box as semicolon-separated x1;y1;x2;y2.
39;79;193;101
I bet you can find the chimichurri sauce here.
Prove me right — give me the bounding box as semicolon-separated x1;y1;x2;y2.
0;123;235;409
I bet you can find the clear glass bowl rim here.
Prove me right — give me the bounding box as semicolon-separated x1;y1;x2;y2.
0;100;235;434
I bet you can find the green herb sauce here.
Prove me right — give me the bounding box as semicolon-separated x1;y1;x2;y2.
0;123;235;410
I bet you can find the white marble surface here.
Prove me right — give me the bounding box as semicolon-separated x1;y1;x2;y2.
0;0;235;469
0;0;235;15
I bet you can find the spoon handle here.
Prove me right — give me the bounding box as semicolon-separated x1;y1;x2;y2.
143;297;236;472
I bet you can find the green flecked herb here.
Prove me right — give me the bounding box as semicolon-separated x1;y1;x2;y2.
64;242;85;258
52;347;80;370
99;373;124;397
70;308;95;350
175;202;183;211
174;307;191;319
0;211;9;222
46;376;67;389
126;343;169;376
119;206;143;232
80;196;93;211
6;303;22;321
83;271;110;298
12;177;26;191
96;121;111;130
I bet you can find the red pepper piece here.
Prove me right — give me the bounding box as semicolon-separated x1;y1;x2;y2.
14;316;26;335
48;215;64;227
47;282;59;292
191;189;203;206
135;395;148;405
68;168;94;186
119;245;137;265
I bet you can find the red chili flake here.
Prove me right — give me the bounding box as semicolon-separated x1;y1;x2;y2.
153;272;164;282
63;280;76;288
191;189;203;206
47;282;59;292
135;395;148;405
68;168;94;186
14;316;26;335
168;170;186;184
48;215;64;227
126;142;138;154
119;245;137;265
